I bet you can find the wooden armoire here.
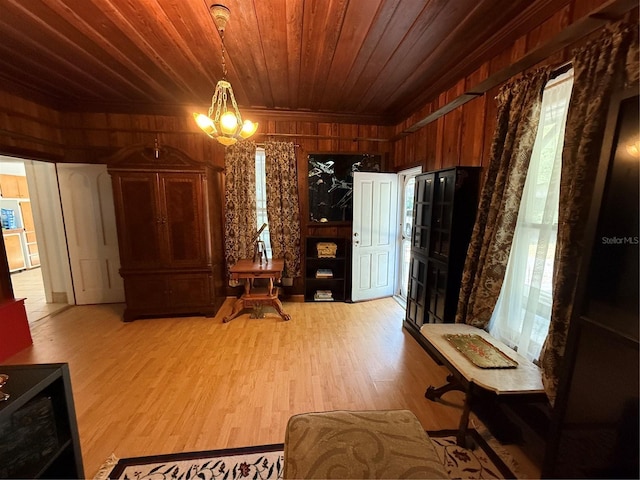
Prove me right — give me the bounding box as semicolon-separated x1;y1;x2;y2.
107;145;226;321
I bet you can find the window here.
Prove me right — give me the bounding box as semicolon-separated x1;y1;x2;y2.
489;69;574;362
255;147;272;257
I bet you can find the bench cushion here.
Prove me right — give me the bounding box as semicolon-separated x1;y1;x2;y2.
283;409;448;479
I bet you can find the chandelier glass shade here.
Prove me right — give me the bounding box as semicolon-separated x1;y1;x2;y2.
194;4;258;146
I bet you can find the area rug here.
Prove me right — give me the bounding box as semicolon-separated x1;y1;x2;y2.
429;429;517;479
99;430;515;480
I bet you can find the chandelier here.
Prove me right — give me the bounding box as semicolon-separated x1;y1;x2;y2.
193;4;258;146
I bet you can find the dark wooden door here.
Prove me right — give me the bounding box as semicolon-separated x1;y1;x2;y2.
160;173;207;268
426;259;448;323
168;273;213;307
123;275;169;311
112;172;163;269
405;173;436;330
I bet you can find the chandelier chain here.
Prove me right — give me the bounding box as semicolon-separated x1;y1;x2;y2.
221;32;227;79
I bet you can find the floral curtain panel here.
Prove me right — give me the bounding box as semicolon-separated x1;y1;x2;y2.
264;141;302;278
488;69;574;362
224;140;257;273
540;22;639;404
456;68;552;328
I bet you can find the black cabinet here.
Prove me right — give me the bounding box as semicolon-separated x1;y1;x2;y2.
543;92;639;479
404;167;480;341
304;237;348;302
0;363;83;479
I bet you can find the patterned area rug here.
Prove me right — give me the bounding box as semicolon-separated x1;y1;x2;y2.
98;430;515;480
429;429;516;479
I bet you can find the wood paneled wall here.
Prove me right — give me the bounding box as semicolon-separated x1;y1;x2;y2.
390;0;633;174
0;97;391;166
0;91;65;161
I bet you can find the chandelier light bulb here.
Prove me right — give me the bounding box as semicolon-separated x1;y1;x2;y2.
193;113;216;137
220;111;239;135
240;120;259;139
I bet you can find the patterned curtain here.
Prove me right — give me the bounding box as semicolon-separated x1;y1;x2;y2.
455;68;552;328
224;140;257;273
540;22;638;404
264;141;302;278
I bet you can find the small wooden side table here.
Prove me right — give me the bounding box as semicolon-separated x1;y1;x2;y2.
224;258;291;322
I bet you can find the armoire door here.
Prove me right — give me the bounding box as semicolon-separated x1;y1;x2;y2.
411;173;435;256
159;173;208;268
111;172;163;270
430;170;456;261
405;254;428;329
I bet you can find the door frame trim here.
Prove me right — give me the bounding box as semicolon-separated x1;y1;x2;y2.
396;166;422;299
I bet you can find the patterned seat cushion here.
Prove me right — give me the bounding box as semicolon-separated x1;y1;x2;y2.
283;409;448;479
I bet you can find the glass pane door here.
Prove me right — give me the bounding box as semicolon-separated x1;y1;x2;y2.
397;167;421;300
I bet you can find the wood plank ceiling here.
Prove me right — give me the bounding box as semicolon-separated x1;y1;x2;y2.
0;0;570;124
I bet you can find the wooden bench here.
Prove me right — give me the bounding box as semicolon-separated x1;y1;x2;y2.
420;323;546;446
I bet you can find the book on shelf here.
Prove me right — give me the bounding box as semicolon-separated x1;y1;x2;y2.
315;268;333;278
314;295;334;302
314;289;333;301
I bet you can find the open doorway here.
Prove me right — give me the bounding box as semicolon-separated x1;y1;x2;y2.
395;166;422;305
0;156;73;323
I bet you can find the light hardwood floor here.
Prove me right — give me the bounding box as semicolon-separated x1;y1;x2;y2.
3;297;541;478
10;267;68;323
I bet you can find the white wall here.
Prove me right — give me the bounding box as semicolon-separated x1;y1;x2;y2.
0;158;26;176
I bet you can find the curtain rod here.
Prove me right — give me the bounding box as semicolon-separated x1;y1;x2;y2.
551;61;573;79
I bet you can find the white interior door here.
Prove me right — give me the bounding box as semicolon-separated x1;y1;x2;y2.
351;172;398;302
58;164;124;304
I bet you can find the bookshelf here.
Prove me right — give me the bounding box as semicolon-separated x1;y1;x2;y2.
304;236;348;302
